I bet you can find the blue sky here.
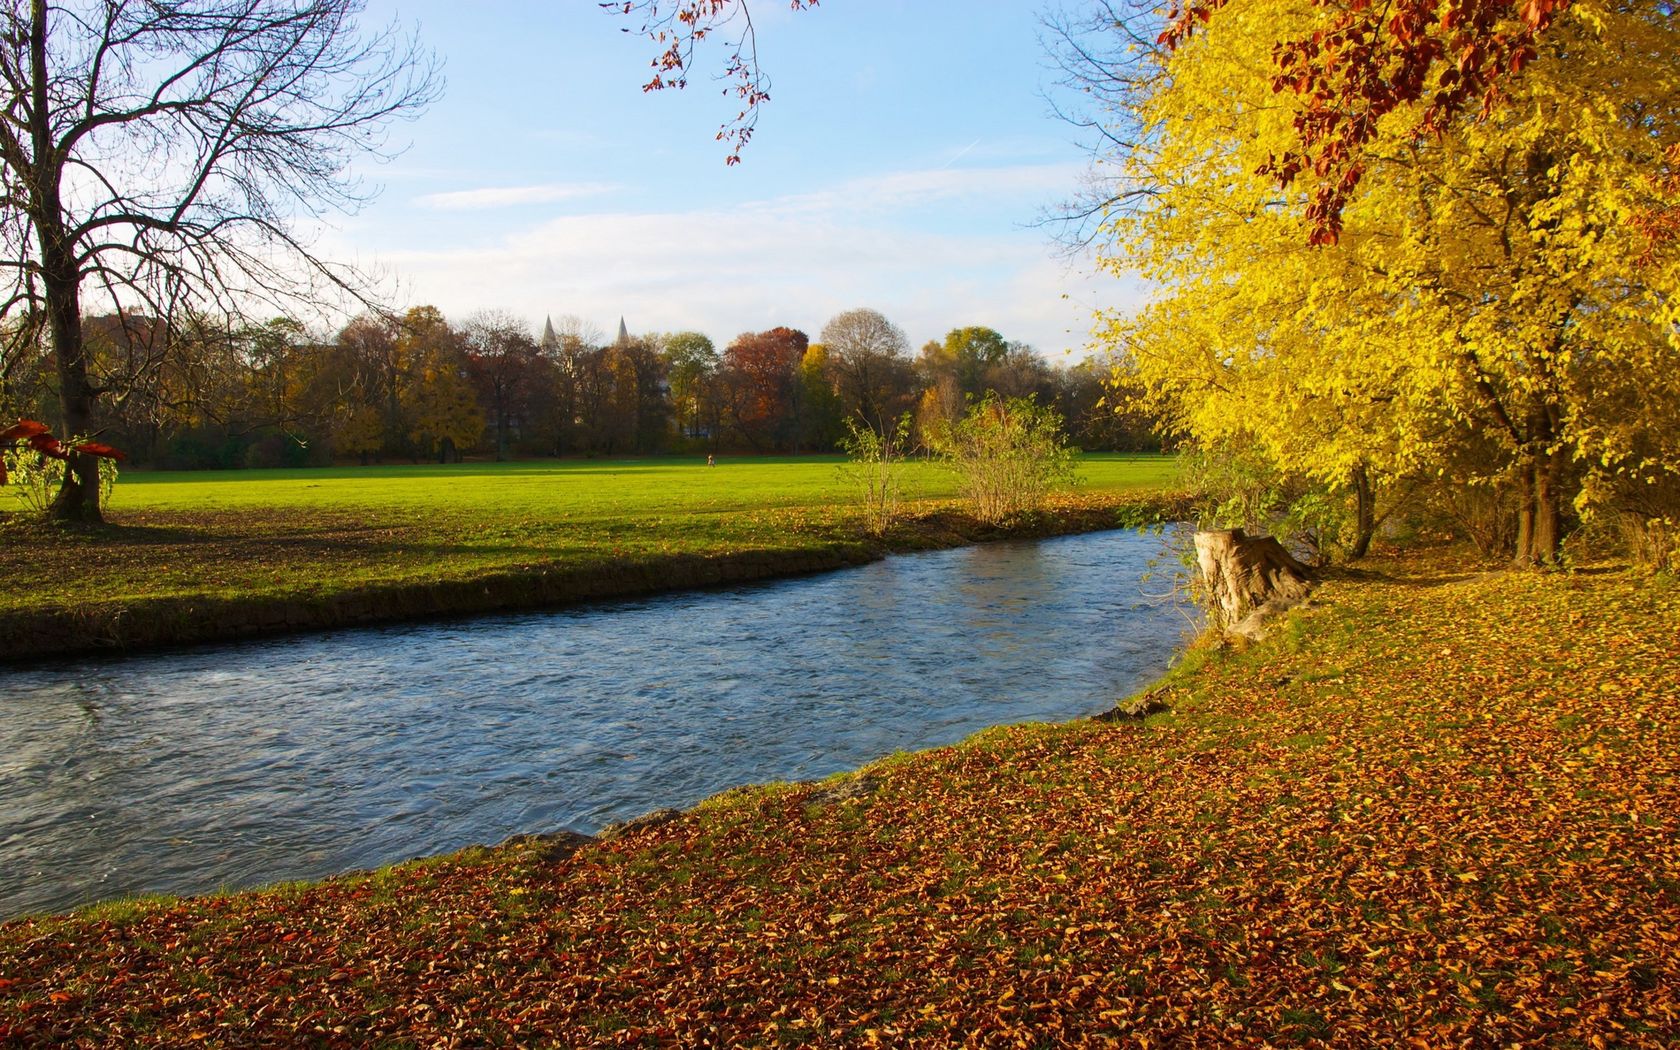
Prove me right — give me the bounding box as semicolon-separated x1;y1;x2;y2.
329;1;1143;357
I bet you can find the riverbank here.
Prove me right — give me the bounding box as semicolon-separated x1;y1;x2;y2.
3;546;1675;1046
2;527;1187;920
0;455;1184;662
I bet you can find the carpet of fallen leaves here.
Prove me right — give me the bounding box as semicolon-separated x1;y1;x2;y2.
2;547;1677;1047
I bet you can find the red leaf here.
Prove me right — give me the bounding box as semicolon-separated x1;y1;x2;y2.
27;434;68;460
0;419;50;441
72;441;126;461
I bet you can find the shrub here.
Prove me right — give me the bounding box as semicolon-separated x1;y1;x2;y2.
839;413;913;536
1600;469;1680;573
935;394;1077;525
2;443;119;514
1177;444;1348;561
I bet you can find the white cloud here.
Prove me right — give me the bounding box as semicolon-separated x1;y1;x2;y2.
759;163;1083;217
414;182;618;211
333;162;1147;356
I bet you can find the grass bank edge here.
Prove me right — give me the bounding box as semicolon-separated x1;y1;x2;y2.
0;487;1198;663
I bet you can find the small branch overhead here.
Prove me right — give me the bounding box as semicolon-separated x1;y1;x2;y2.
604;0;817;164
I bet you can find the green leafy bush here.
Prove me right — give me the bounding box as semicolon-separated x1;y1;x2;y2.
2;445;119;514
934;394;1077;525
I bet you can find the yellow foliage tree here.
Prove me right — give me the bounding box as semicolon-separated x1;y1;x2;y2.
395;306;482;463
1089;0;1680;565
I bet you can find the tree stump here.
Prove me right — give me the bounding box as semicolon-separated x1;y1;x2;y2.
1194;528;1315;640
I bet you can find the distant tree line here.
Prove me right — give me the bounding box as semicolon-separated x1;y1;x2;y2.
0;306;1161;470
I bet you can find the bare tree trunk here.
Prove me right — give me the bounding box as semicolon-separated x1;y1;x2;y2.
43;297;102;523
42;251;101;522
1195;529;1314;640
28;1;99;523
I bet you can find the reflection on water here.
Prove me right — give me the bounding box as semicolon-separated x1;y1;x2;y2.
0;529;1190;918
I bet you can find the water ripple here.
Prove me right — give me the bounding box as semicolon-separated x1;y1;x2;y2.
0;529;1189;918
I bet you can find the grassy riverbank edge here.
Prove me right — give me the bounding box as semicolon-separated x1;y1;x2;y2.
0;489;1196;663
3;545;1676;1046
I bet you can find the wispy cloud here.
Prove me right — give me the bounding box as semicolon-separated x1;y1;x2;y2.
334;161;1143;356
414;182;618;211
760;163;1083;217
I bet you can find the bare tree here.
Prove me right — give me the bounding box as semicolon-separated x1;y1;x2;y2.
540;314;604;455
0;0;440;520
1036;1;1169;251
542;314;604;355
819;307;913;434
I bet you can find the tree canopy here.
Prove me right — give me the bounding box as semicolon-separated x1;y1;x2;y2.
1077;0;1680;565
1161;0;1576;244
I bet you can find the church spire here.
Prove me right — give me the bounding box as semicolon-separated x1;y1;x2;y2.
541;315;558;351
616;316;630;347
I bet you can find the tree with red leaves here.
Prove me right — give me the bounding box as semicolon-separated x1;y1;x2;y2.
720;326;808;451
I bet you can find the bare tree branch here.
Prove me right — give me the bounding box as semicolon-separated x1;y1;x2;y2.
0;0;440;520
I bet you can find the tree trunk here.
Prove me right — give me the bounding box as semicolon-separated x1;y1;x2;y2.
1194;529;1314;640
1534;447;1564;562
43;272;101;523
30;0;101;523
1348;463;1375;560
1514;457;1537;566
1513;446;1565;567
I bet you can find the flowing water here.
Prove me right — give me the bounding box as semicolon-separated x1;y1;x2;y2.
0;528;1190;919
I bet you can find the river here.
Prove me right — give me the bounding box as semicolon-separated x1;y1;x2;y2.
0;528;1190;919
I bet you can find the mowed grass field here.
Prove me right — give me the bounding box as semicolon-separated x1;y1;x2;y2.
108;453;1174;516
0;453;1179;614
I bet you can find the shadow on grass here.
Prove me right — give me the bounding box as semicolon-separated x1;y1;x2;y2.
1328;557;1629;588
1;515;437;564
1319;564;1480;588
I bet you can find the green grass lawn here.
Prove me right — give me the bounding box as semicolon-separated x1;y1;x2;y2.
0;453;1180;616
106;452;1177;515
4;548;1674;1046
